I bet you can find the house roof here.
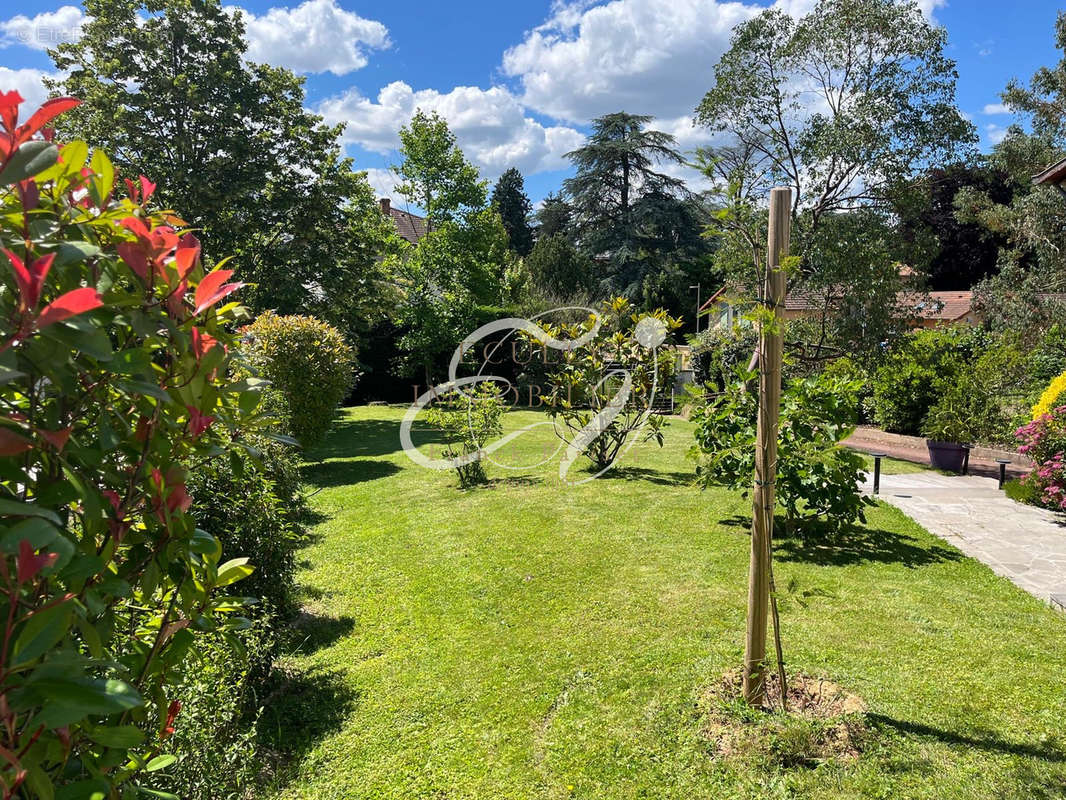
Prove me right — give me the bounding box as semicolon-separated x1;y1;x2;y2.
898;291;975;321
1032;155;1066;186
703;286;979;321
379;198;427;245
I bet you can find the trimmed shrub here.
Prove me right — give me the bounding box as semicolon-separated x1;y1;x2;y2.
243;312;358;448
188;439;306;616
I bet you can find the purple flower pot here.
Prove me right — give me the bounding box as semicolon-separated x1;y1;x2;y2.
926;440;968;473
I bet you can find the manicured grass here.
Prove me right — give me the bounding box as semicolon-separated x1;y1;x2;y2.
265;405;1066;799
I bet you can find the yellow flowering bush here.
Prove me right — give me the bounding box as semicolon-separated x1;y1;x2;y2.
1032;369;1066;420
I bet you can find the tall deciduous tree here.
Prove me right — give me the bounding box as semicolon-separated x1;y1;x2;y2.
48;0;394;340
389;112;509;381
491;167;534;256
697;0;974;227
696;0;973;357
392;110;486;226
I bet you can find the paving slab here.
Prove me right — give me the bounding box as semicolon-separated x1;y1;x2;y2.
864;472;1066;604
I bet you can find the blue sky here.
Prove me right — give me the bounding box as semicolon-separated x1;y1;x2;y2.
0;0;1062;208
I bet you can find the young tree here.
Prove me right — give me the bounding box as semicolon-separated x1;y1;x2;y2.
491;167;534;256
393;110;486;226
48;0;394;340
389;113;509;381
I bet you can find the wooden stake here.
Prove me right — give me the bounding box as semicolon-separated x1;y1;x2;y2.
742;187;790;707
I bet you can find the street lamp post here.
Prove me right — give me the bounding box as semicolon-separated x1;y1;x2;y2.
690;283;701;333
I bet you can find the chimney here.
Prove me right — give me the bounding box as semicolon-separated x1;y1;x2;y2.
379;197;391;215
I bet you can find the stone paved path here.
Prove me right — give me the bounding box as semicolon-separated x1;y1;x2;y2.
864;471;1066;606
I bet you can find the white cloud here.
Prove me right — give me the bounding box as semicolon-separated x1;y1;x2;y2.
0;6;85;51
0;67;58;112
237;0;388;75
0;2;387;76
986;123;1008;145
362;167;400;200
982;102;1011;115
503;0;946;125
317;81;585;177
503;0;756;123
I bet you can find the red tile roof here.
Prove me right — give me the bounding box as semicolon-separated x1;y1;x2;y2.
379;198;428;245
897;291;975;321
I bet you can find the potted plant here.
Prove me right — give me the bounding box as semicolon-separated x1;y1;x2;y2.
920;385;981;472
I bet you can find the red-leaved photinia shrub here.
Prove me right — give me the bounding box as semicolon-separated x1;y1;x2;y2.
0;90;272;798
1016;405;1066;512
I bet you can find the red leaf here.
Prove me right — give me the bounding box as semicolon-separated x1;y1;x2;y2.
139;175;157;203
190;326;219;360
194;269;242;315
16;539;57;584
0;249;53;312
17;179;39;211
0;91;24;132
39;428;71;452
161;700;182;740
165;280;188;318
0;427;31;456
36;287;103;330
185;405;215;438
116;242;150;284
173;234;200;280
119;215;150;240
3;249;31;311
15;98;80;147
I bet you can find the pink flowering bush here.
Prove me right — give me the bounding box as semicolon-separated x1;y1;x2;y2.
1015;405;1066;511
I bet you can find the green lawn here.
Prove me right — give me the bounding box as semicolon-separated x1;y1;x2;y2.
265;405;1066;799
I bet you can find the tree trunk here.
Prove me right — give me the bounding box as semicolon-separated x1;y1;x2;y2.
743;187;790;706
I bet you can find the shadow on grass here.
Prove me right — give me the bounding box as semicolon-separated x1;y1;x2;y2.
720;515;964;568
282;611;356;656
301;459;400;488
309;417;445;460
258;663;359;764
603;466;695;486
869;713;1066;764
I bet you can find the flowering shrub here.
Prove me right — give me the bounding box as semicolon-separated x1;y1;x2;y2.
0;91;270;797
1032;369;1066;420
1015;405;1066;512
